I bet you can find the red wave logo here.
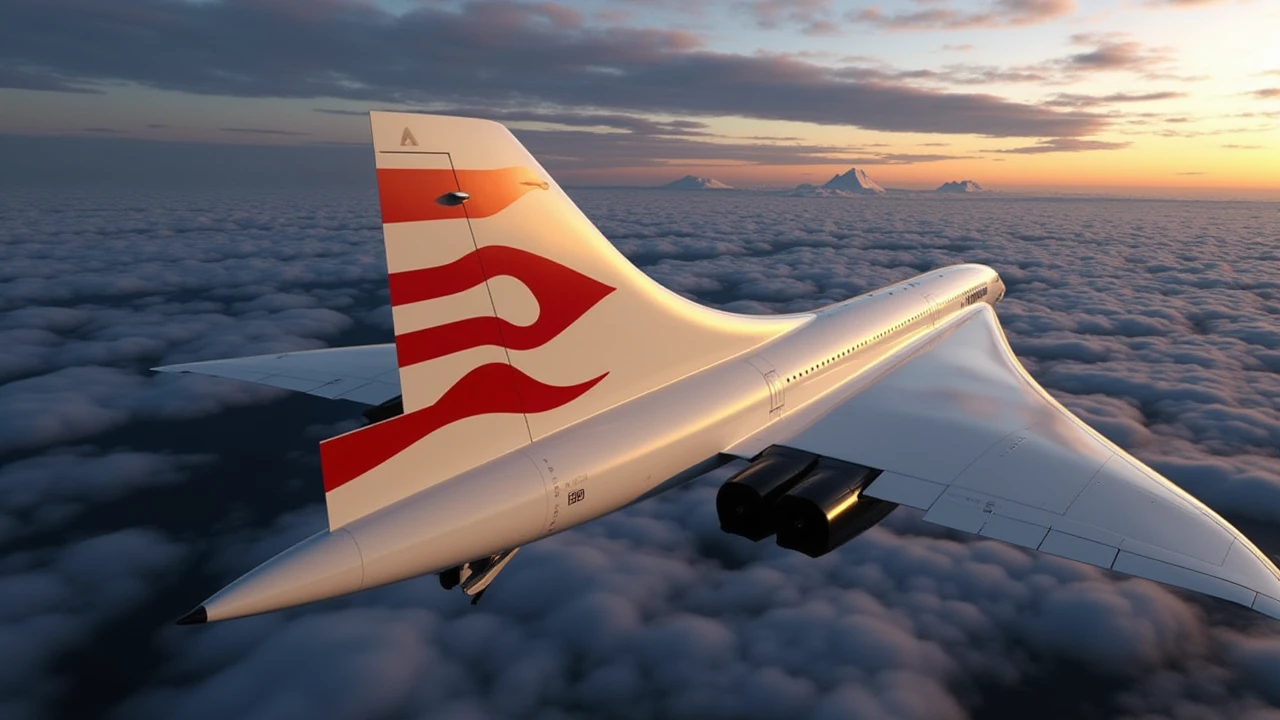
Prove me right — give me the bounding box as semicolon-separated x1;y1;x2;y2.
321;363;606;492
377;167;548;224
322;247;616;492
334;167;614;492
389;246;616;367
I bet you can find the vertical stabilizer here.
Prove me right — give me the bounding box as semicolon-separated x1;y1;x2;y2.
319;112;806;528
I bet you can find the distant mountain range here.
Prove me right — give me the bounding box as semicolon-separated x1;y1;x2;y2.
789;168;885;196
937;180;985;193
661;175;735;190
657;170;987;195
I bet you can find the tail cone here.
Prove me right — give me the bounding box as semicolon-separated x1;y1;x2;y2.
190;528;364;624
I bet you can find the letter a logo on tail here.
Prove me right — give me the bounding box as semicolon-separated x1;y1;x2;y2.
400;127;418;147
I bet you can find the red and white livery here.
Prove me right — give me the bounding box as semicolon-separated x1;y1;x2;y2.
158;112;1280;624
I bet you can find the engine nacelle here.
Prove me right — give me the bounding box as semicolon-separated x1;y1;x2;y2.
773;458;896;558
716;446;818;540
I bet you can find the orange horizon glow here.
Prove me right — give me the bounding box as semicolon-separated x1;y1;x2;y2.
555;156;1280;200
1;0;1276;199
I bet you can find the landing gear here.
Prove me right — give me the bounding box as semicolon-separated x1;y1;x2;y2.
435;547;521;604
438;566;461;590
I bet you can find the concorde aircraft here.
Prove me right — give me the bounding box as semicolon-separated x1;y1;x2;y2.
162;111;1280;624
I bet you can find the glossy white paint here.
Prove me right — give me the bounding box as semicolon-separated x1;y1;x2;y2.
200;528;364;623
788;303;1280;618
301;112;809;530
179;113;1280;624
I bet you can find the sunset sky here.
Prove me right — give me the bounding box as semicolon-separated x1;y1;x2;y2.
2;0;1277;196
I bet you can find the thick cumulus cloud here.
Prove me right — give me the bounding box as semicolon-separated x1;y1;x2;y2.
117;481;1269;720
0;447;212;540
2;185;1280;718
0;189;386;450
0;528;187;720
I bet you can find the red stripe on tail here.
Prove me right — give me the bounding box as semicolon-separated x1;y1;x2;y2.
320;363;607;492
377;167;548;224
387;249;488;307
390;246;615;367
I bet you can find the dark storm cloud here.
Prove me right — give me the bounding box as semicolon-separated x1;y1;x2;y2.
987;137;1131;153
848;0;1076;30
0;0;1102;138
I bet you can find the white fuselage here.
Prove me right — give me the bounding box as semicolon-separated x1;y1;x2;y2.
344;264;1005;587
200;264;1005;619
184;110;1280;626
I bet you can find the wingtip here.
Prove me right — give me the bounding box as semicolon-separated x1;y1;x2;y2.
175;605;207;626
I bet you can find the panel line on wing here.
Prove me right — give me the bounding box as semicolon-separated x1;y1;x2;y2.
820;299;1280;619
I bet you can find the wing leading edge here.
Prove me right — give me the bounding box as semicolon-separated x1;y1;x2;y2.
153;344;401;406
740;304;1280;619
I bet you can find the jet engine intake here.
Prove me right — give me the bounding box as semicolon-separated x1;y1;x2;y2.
774;458;895;558
716;446;818;540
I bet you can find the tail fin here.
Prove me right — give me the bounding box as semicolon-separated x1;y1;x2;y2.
319;111;804;528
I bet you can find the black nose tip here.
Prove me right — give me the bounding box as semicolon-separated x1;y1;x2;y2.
175;605;207;626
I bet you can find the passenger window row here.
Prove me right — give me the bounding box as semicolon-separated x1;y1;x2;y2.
963;285;989;307
784;302;932;384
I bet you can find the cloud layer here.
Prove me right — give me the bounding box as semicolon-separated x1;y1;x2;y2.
2;183;1280;718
